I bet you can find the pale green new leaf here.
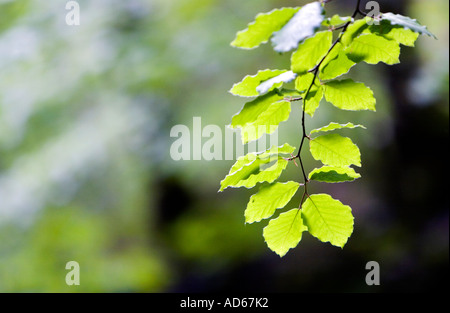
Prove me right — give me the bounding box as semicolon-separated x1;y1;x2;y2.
241;100;291;143
310;133;361;167
308;166;361;183
231;7;300;49
310;122;366;134
324;79;376;111
381;12;436;38
220;144;295;191
319;42;356;80
302;194;354;248
271;2;325;53
341;18;370;46
364;20;419;47
345;33;400;65
294;72;316;92
291;31;332;74
304;84;323;117
230;70;287;97
322;15;351;27
263;209;307;257
245;181;300;224
231;91;284;128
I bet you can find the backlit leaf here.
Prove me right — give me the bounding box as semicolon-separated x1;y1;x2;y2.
291;31;332;74
309;133;361;167
345;33;400;65
245;181;300;223
302;194;354;248
310;122;366;134
219;144;295;191
324;79;376;111
240;100;291;143
308;166;360;183
381;12;436;38
230;70;287;97
231;7;300;49
263;209;307;257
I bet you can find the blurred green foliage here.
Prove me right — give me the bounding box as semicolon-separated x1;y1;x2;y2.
0;0;448;292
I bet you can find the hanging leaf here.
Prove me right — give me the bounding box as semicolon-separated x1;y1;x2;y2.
219;144;295;191
324;79;376;111
231;7;300;49
309;133;361;167
291;31;332;74
245;181;300;223
309;166;361;183
263;209;307;257
345;33;400;65
381;12;436;38
310;122;366;134
230;70;288;97
302;194;354;248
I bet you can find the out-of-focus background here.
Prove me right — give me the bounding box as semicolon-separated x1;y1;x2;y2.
0;0;448;292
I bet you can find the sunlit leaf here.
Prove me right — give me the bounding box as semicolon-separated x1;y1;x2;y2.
231;7;300;49
291;31;332;74
245;181;300;223
381;12;436;38
302;194;354;248
324;79;376;111
310;122;366;134
309;133;361;167
308;166;360;183
231;91;284;128
230;70;287;97
364;20;419;47
219;144;295;191
345;33;400;65
319;42;356;80
240;100;291;143
263;209;307;257
322;15;351;27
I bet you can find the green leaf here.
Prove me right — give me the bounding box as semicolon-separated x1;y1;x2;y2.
341;18;369;46
304;85;323;117
322;15;351;27
310;133;361;167
364;20;419;47
302;194;354;248
245;181;300;224
310;122;366;134
271;2;325;53
345;33;400;65
319;42;356;80
256;71;297;95
324;79;376;111
231;91;284;128
294;72;316;92
219;144;295;191
230;70;287;97
381;12;436;38
263;209;307;257
240;100;291;143
308;166;361;183
231;7;300;50
291;31;332;74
